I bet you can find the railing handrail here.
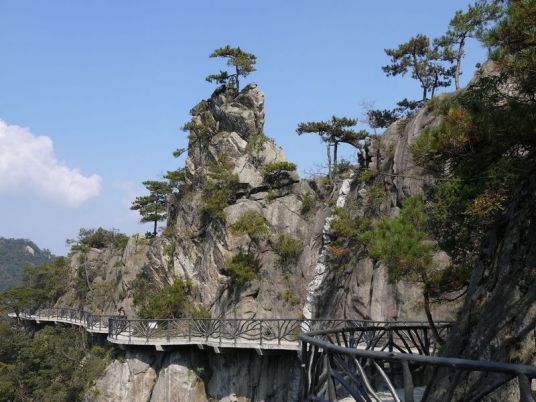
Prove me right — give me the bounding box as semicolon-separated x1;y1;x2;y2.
299;332;536;377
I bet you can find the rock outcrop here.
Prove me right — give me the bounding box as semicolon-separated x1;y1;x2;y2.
62;84;463;401
423;175;536;401
88;348;300;402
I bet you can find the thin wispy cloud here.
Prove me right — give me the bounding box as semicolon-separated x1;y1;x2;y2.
0;119;101;207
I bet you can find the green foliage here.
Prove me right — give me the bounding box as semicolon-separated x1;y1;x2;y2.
358;169;378;183
297;116;369;177
245;133;270;166
435;0;503;89
132;273;194;319
0;323;112;402
300;191;315;215
172;147;187;158
131;180;171;235
485;0;536;96
164;168;187;192
263;161;297;186
68;228;129;251
206;45;257;91
0;238;53;291
367;109;400;129
277;289;300;306
383;34;455;100
365;185;387;215
273;233;304;269
0;286;42;316
182;119;216;143
20;257;70;308
363;197;435;283
230;211;271;242
334;159;353;174
225;251;261;286
327;207;370;259
266;190;279;202
200;154;240;221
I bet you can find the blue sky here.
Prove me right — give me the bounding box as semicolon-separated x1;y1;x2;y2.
0;0;488;255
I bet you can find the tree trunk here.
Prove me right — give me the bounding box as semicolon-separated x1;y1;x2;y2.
153;203;158;236
333;141;338;175
455;38;465;90
326;143;332;179
431;72;439;98
423;286;445;345
422;86;428;102
235;66;240;92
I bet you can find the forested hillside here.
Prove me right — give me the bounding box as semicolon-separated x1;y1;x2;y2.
0;238;53;291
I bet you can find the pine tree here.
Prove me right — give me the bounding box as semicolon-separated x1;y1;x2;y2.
297;116;368;178
383;34;455;101
206;45;257;91
130;180;171;236
435;0;503;90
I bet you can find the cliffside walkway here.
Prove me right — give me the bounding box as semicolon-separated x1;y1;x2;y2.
10;307;449;353
12;308;536;401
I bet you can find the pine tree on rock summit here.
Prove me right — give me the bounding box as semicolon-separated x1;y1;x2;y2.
296;116;368;179
435;0;503;89
383;34;455;101
206;45;257;92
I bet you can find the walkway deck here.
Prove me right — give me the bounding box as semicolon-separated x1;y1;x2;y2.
11;308;449;354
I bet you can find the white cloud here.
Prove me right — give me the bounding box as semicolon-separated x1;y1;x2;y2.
0;119;101;207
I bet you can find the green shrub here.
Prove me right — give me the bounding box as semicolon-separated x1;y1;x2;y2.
273;234;304;269
191;305;211;319
266;190;278;202
131;273;193;319
246;133;270;166
0;324;111;401
334;159;352;174
67;228;129;251
300;192;315;215
182;116;216;143
277;290;300;306
200;154;240;221
365;185;387;215
225;252;261;285
358;169;378;183
230;211;271;242
263;161;297;186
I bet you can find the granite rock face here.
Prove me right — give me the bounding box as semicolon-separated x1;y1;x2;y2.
72;84;463;401
88;348;301;402
423;175;536;402
87;351;158;402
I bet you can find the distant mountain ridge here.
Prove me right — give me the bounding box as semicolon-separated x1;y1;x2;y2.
0;237;53;291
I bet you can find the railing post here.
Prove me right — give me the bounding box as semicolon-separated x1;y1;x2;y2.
325;351;336;402
401;360;415;402
518;374;535;402
188;320;192;342
128;321;131;344
166;320;170;343
259;320;263;347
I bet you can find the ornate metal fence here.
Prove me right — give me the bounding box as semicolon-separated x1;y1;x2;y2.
18;307;122;332
300;325;536;402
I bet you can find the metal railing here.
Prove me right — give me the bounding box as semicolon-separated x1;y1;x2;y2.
16;307;122;333
106;318;454;349
300;325;536;402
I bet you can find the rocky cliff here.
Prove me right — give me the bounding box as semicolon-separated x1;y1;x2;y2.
423;175;536;401
57;84;462;401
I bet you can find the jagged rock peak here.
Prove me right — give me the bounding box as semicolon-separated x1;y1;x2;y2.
185;83;293;190
190;83;265;140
